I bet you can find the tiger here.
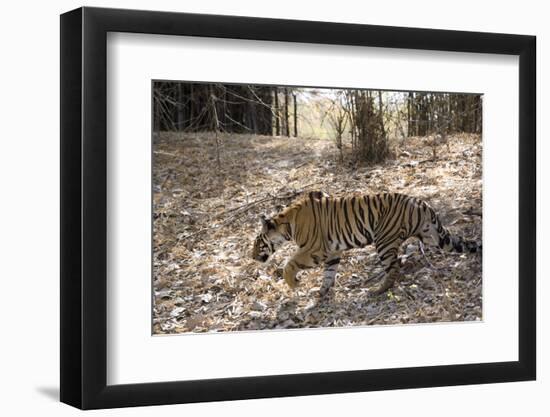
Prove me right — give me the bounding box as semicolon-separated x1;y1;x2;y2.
252;191;481;297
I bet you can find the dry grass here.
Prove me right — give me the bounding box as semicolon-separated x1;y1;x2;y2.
152;132;482;334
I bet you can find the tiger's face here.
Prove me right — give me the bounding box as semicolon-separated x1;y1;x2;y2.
419;218;440;246
251;215;288;262
415;204;439;243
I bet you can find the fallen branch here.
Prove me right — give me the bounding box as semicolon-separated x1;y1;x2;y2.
402;158;435;168
177;182;325;242
218;181;324;220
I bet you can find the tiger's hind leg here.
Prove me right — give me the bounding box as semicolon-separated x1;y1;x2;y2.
319;254;341;297
369;239;402;295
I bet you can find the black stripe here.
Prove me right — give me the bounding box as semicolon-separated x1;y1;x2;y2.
411;205;422;235
325;258;341;266
342;199;354;238
382;198;408;240
366;196;375;231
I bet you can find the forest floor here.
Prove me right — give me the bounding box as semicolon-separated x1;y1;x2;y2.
152;132;482;334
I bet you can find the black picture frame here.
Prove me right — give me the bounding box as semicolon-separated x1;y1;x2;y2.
60;6;536;410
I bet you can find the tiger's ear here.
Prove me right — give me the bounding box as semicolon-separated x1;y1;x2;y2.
260;215;275;232
308;190;329;200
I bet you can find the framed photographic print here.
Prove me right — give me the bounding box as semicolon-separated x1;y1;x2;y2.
60;6;536;410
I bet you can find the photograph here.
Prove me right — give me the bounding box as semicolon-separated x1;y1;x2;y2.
52;2;539;412
152;81;483;334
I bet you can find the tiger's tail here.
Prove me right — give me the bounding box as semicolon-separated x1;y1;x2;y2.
439;228;482;254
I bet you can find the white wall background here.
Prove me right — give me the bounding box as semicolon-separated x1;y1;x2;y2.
0;0;545;415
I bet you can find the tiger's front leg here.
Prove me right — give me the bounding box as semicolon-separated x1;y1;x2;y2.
283;252;317;289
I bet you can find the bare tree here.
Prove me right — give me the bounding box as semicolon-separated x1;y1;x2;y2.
274;87;280;136
341;90;388;163
325;93;348;162
284;88;290;137
293;92;298;137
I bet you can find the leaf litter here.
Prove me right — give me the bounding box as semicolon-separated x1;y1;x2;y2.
153;132;482;334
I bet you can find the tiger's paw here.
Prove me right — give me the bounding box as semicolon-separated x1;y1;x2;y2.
318;288;329;299
284;275;299;289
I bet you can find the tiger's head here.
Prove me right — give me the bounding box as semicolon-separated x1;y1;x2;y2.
418;205;444;247
251;215;291;263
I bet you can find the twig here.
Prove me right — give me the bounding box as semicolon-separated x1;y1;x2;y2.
160;172;173;190
218;181;324;218
210;93;222;170
403;158;435;168
363;270;385;285
177;225;223;242
419;241;438;270
368;311;387;325
153;150;179;157
293;161;311;170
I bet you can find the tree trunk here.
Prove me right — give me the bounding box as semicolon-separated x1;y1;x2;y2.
407;92;412;137
189;84;194;129
378;91;386;139
154;91;160;135
293;92;298;137
274;88;280;136
176;83;184;131
284;88;290;137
